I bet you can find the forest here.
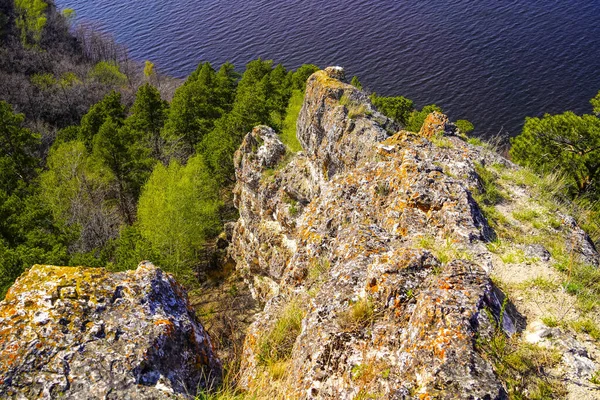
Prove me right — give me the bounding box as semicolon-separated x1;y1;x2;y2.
1;0;599;299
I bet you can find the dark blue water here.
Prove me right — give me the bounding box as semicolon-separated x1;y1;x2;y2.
54;0;600;138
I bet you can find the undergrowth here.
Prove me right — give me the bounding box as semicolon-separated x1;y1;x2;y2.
477;308;566;399
280;90;304;153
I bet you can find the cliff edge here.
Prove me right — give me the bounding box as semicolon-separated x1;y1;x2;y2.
231;67;600;399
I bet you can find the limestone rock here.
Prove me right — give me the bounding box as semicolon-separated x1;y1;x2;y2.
0;262;221;399
232;68;510;399
418;111;456;138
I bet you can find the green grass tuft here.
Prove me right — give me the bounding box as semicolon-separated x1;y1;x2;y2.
280;90;304;153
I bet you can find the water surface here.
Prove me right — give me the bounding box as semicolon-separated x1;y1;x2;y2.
54;0;600;137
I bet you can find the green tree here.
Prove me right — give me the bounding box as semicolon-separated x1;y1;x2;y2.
88;61;128;86
137;155;221;279
214;62;239;111
14;0;48;46
405;104;443;133
591;90;600;117
162;62;224;157
78;91;126;149
350;76;362;90
455;119;475;135
510;111;600;196
198;59;278;183
268;63;292;130
127;83;169;159
291;64;320;91
0;104;71;298
93;118;153;223
370;94;414;126
0;101;40;193
39;140;118;253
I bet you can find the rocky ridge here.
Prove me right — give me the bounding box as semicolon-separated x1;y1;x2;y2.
0;262;221;399
230;67;600;399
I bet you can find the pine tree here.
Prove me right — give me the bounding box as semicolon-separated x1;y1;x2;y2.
127;83;168;159
79;91;126;149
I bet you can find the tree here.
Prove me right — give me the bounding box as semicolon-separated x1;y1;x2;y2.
455;120;474;135
144;60;155;80
370;94;414;126
162;62;224;157
350;76;362;90
291;64;319;91
591;90;600;117
405;104;443;133
78;91;126;149
0;101;40;193
127;83;168;159
214;62;239;112
510;111;600;196
14;0;48;46
137;155;221;279
93;118;153;223
88;61;128;86
39;140;119;253
268;63;292;130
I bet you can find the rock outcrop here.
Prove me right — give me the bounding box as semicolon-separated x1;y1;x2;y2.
231;67;511;399
231;67;600;399
0;262;221;399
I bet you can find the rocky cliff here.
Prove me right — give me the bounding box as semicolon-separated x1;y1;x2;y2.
0;262;221;399
230;67;600;399
1;66;598;400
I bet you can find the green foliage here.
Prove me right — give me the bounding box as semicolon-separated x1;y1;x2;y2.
61;8;75;24
93;118;153;222
30;73;56;90
405;104;443;133
79;91;126;149
40;140;112;225
370;94;414;125
111;225;157;272
280;90;303;152
15;0;48;46
163;62;235;157
291;64;319;91
198;59;294;183
591;90;600;116
455;119;474;135
89;61;128;86
510;111;600;196
137;155;221;279
474;163;506;206
0;103;71;298
267;63;292;130
127;83;168;158
143;60;155;79
350;75;362;90
0;101;40;192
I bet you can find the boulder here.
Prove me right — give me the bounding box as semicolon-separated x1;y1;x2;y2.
0;262;221;399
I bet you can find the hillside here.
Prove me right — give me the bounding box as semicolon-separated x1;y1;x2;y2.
1;67;599;399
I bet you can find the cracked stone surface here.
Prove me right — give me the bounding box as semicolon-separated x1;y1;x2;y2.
0;262;221;399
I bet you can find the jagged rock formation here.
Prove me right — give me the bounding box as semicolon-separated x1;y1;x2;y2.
0;262;221;399
230;67;600;399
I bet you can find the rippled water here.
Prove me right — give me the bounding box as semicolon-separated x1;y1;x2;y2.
54;0;600;138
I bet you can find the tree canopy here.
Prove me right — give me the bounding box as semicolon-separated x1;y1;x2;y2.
510;110;600;196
